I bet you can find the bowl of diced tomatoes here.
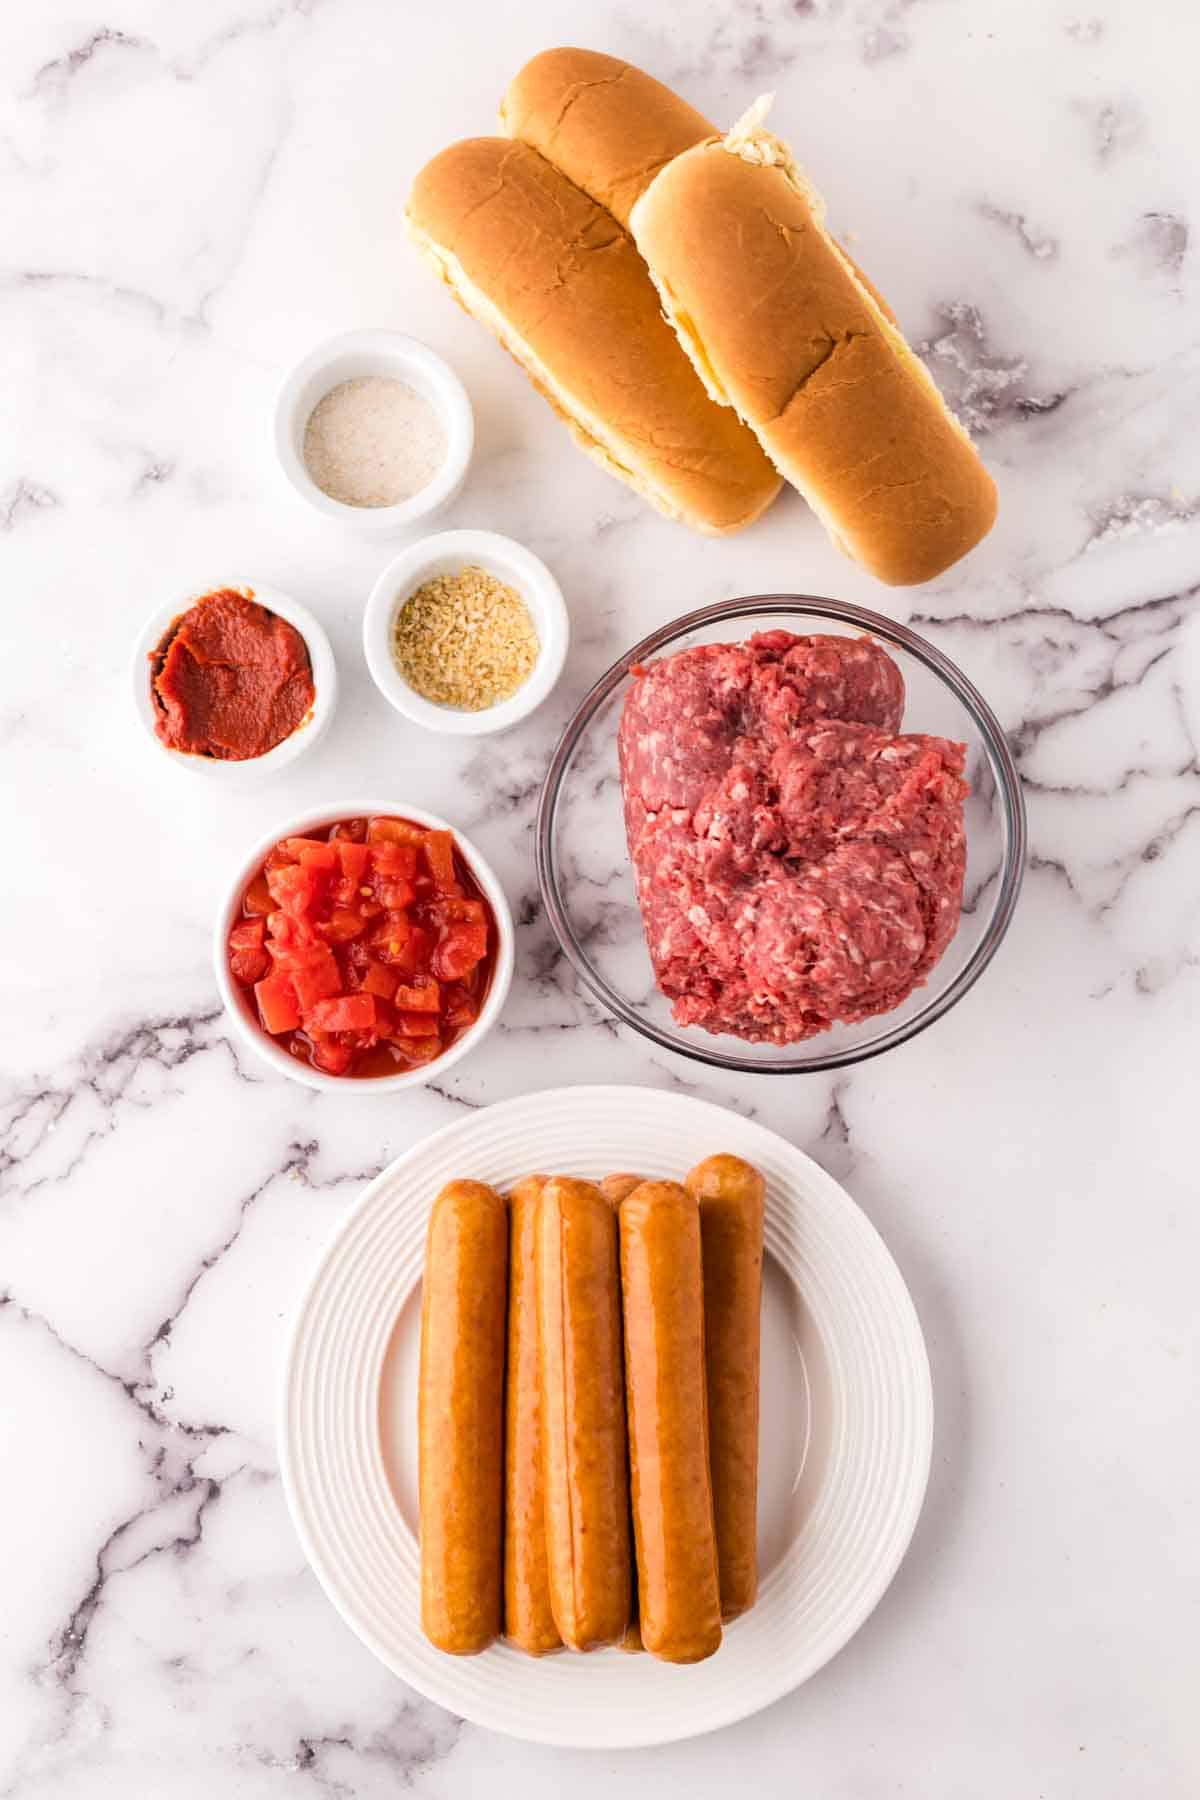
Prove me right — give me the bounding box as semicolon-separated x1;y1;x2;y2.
215;804;514;1090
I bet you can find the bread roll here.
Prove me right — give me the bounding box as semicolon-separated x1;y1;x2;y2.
405;138;781;535
500;47;712;230
629;103;998;585
501;48;896;322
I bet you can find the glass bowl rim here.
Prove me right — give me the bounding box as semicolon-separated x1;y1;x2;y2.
534;592;1027;1075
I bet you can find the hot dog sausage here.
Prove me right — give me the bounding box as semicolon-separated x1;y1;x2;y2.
602;1171;647;1651
600;1172;646;1206
685;1153;765;1619
504;1175;561;1655
619;1180;722;1663
536;1176;632;1650
418;1178;508;1654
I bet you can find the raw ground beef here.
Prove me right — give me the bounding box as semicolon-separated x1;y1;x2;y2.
619;631;968;1044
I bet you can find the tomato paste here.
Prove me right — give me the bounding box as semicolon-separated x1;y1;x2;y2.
151;588;314;759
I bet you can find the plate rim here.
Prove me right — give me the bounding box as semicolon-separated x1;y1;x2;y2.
279;1083;934;1748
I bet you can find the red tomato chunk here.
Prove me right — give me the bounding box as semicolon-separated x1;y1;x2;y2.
228;916;269;985
370;841;418;878
254;970;300;1034
227;815;496;1078
393;980;440;1011
307;993;376;1032
432;922;488;981
243;873;274;916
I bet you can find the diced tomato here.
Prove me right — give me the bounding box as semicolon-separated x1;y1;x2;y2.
230;947;269;984
441;982;478;1030
309;1031;354;1076
254;970;301;1034
423;830;456;888
266;912;319;964
229;918;265;953
267;916;326;973
393;980;441;1011
371;912;412;963
386;923;432;976
433;897;486;924
374;877;415;911
361;961;397;1001
237;815;492;1078
266;862;321;916
228;918;269;985
283;837;338;872
369;841;419;878
432;922;488;981
320;908;367;944
334;840;370;881
387;1009;439;1037
368;817;425;845
243;873;274;916
290;952;342;1011
306;993;377;1032
333;872;380;908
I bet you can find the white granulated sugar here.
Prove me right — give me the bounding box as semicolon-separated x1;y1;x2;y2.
302;377;447;507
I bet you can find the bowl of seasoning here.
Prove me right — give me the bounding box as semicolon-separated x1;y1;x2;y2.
362;529;569;736
215;803;514;1091
133;583;337;776
275;330;473;532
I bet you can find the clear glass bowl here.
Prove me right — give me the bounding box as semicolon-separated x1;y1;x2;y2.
535;595;1026;1074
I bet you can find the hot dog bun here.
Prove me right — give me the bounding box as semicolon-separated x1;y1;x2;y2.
500;47;713;230
500;47;897;326
629;102;997;585
405;138;782;535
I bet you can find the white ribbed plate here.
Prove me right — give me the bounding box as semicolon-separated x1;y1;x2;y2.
280;1085;932;1747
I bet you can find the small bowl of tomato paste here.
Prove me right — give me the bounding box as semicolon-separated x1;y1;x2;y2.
215;804;514;1091
134;583;337;776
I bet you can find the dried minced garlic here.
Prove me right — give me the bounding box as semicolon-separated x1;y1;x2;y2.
392;565;539;710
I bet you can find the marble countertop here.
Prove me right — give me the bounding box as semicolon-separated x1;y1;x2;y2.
2;0;1197;1792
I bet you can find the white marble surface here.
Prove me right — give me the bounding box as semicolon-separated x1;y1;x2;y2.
1;0;1198;1791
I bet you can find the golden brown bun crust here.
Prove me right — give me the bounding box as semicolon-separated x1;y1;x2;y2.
406;138;781;535
631;142;997;585
502;49;896;325
500;47;713;229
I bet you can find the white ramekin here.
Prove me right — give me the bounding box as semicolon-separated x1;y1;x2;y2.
133;582;337;779
214;801;514;1093
362;529;569;736
274;330;474;532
